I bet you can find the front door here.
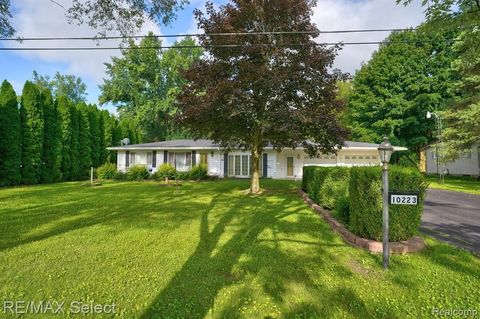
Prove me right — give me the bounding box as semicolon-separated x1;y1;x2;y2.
287;157;294;177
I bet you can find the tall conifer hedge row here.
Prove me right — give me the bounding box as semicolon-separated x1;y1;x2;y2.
0;80;133;186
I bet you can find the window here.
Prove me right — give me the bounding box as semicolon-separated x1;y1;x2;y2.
168;152;192;171
330;156;336;160
228;155;234;176
358;156;364;160
352;156;357;160
130;152;136;165
147;152;153;166
365;156;370;160
200;153;208;165
431;152;437;160
372;156;378;160
242;155;249;176
460;151;472;158
345;156;350;160
235;155;241;175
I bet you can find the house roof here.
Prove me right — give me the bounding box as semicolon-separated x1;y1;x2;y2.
107;139;407;151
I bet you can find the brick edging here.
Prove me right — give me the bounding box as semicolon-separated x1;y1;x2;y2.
298;189;425;254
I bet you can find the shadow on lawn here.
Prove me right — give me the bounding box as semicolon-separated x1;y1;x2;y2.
140;182;381;319
0;182;224;252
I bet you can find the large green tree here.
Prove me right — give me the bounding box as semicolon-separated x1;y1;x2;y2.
40;89;62;183
345;27;458;153
100;34;202;141
177;0;347;193
0;80;21;186
20;81;44;184
398;1;480;159
33;71;88;104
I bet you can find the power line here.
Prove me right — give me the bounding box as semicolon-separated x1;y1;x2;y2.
0;28;415;42
0;39;461;51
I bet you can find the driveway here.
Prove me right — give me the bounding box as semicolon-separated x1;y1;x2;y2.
421;189;480;254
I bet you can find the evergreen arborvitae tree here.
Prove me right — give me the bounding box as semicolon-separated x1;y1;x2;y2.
88;105;101;167
76;102;92;179
101;111;116;163
0;80;22;186
98;110;108;165
40;89;62;183
57;96;73;181
69;104;81;180
20;81;44;184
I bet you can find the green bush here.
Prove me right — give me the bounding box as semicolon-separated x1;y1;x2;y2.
302;166;335;203
190;164;208;180
113;171;127;180
302;165;427;241
126;165;150;181
349;165;428;241
152;163;176;181
319;167;350;209
96;162;117;180
175;170;191;181
334;195;350;224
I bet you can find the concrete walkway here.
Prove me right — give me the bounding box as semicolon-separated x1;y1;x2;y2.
421;189;480;254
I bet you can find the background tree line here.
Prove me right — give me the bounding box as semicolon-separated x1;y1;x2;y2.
0;80;140;187
344;0;479;163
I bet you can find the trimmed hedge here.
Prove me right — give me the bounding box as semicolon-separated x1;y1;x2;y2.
302;165;428;241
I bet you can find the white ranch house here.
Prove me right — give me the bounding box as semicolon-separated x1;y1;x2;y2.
108;139;407;179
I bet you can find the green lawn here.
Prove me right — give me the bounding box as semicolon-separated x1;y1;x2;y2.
426;175;480;195
0;180;479;318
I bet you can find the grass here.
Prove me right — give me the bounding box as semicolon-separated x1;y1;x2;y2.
0;179;479;318
426;175;480;195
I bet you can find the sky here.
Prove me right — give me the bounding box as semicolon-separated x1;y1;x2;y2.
0;0;426;113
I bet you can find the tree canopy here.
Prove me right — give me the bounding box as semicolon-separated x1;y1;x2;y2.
345;26;459;153
398;0;480;159
100;34;202;142
177;0;347;193
33;71;88;104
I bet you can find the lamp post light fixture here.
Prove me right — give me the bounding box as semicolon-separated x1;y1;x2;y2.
378;137;394;270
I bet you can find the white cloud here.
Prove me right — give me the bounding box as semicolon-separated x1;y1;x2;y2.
312;0;426;74
10;0;162;88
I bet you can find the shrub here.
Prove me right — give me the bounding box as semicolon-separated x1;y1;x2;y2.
302;166;334;203
113;171;127;180
175;170;191;181
152;163;176;181
190;164;208;180
349;165;428;241
334;195;350;224
319;167;350;209
96;162;117;180
126;165;150;181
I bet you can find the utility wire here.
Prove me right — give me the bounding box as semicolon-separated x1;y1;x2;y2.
0;28;416;41
0;39;461;51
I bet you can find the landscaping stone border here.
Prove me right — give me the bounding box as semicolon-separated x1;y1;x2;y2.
298;189;425;254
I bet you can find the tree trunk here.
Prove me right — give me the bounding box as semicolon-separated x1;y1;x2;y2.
250;129;263;194
250;149;261;194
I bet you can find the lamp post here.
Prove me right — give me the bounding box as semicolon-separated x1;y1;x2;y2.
426;111;444;183
378;137;394;270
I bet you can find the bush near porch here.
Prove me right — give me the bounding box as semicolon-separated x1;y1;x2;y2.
302;166;428;241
